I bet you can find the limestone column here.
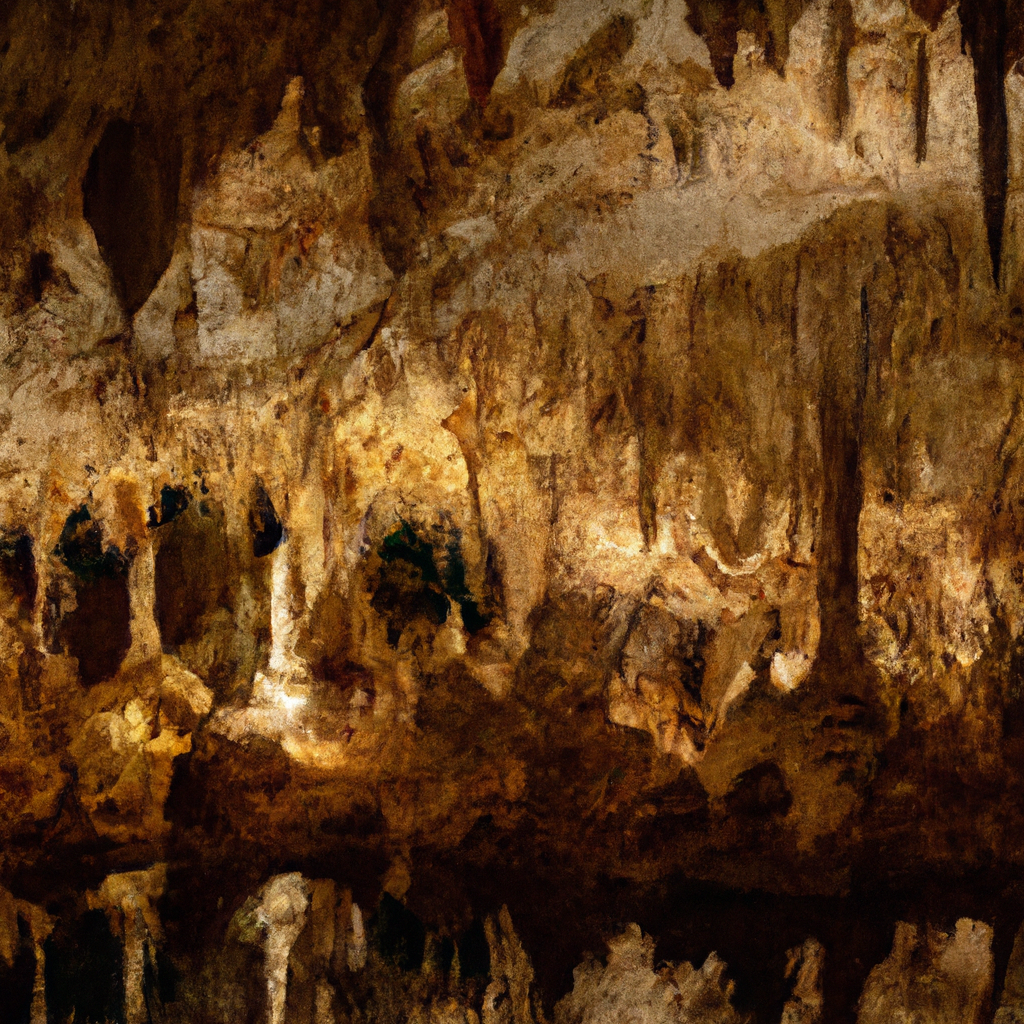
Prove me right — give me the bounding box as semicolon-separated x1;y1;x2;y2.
126;536;162;667
1002;62;1024;298
787;0;855;142
256;874;310;1024
102;470;162;668
995;919;1024;1023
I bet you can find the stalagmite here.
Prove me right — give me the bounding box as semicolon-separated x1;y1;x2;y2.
92;866;167;1024
23;903;52;1024
555;924;746;1024
780;939;824;1024
484;907;535;1024
347;902;367;974
856;919;994;1024
257;874;311;1024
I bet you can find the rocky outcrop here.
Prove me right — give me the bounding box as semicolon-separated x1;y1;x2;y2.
4;0;1024;1020
856;919;994;1024
555;924;747;1024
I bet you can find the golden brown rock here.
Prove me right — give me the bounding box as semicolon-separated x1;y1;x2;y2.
4;0;1024;1021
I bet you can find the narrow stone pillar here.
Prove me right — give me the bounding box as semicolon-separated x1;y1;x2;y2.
126;536;162;666
257;874;310;1024
787;0;855;142
1002;62;1024;299
93;865;167;1024
102;469;161;667
268;540;302;679
346;902;367;973
781;938;824;1024
484;907;534;1024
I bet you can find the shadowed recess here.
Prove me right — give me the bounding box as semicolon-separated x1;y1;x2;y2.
0;914;35;1024
448;0;506;105
54;506;132;687
959;0;1010;284
83;118;182;315
686;0;811;86
0;532;36;616
44;909;125;1024
147;484;190;529
155;500;232;653
371;521;451;646
249;480;284;559
372;892;427;971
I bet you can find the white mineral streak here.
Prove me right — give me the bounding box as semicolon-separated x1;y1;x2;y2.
347;901;367;973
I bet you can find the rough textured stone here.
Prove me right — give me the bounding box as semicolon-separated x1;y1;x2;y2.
4;0;1024;1021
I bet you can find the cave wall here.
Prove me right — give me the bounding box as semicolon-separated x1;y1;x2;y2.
3;0;1024;1021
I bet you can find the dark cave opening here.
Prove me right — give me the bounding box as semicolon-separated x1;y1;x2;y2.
53;507;132;688
372;892;427;972
249;480;284;559
369;520;492;646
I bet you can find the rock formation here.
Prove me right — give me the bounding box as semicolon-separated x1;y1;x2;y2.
5;0;1024;1021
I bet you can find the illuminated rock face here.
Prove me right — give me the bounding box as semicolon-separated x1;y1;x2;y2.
4;0;1024;1021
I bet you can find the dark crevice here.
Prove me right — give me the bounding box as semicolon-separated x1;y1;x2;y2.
249;480;284;559
44;908;125;1024
915;34;929;163
28;250;57;305
57;571;132;688
814;280;872;667
83;118;182;314
0;532;37;616
0;915;35;1024
369;521;494;646
54;507;132;687
686;0;743;87
831;0;854;139
448;0;505;106
54;506;127;583
372;892;427;971
959;0;1009;285
371;522;451;646
723;760;793;819
147;483;190;529
686;0;811;88
910;0;952;32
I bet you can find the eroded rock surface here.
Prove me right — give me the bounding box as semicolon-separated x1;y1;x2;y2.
4;0;1024;1021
